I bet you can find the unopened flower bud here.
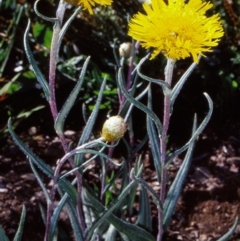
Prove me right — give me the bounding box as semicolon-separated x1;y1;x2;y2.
101;116;127;142
119;42;132;59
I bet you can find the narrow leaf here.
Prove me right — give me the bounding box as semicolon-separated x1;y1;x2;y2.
166;93;213;163
147;86;161;182
48;193;69;240
85;179;138;239
85;190;155;241
171;60;198;109
57;6;81;51
29;158;51;203
75;77;107;165
55;56;90;135
23;20;50;100
0;226;10;241
57;183;84;241
163;115;197;229
118;68;162;136
13;205;26;241
64;200;84;241
8;118;77;204
105;225;117;241
217;217;238;241
136;54;170;94
137;186;152;231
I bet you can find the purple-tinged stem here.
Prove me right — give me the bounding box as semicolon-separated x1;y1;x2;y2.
44;1;86;240
157;59;175;241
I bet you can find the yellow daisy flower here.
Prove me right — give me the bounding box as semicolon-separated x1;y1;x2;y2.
128;0;224;62
64;0;112;14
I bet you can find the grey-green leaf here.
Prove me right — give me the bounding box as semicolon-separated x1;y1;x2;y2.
23;20;50;100
137;185;152;232
0;226;10;241
147;86;161;182
55;56;90;135
216;217;238;241
13;205;26;241
163;115;197;229
85;189;155;241
118;68;162;136
166;93;213;163
75;77;107;165
8;118;77;205
170;60;198;111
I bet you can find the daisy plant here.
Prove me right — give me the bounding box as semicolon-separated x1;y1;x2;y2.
127;0;237;241
5;0;239;241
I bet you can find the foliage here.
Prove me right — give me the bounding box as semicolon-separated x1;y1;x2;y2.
1;0;240;241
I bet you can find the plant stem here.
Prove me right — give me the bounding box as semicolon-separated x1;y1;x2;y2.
157;59;175;241
44;1;87;240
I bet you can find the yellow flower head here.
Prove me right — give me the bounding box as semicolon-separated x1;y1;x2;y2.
64;0;112;14
128;0;224;62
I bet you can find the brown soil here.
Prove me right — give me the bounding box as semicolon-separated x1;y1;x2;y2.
1;125;240;241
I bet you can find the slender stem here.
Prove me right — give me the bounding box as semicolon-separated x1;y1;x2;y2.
44;2;87;240
157;59;175;241
100;155;107;202
119;41;140;110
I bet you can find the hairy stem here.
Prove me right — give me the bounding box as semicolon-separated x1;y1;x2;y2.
157;59;175;241
44;1;87;240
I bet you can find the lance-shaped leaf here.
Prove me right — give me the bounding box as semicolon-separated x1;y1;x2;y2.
170;60;199;112
118;68;162;136
216;217;238;241
55;56;90;135
9;123;83;240
136;54;170;95
147;86;161;182
163;115;197;229
8;118;77;204
166;93;213;163
136;185;152;232
57;6;81;53
13;205;26;241
75;77;107;166
85;178;138;239
23;20;50;100
85;189;155;241
0;226;9;241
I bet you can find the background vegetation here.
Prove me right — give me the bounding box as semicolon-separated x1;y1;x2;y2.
0;0;240;142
